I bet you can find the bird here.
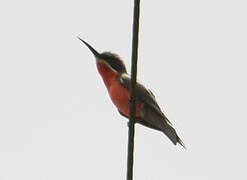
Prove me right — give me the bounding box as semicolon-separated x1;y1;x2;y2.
78;37;185;148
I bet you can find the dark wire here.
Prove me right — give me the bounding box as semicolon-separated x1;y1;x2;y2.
127;0;140;180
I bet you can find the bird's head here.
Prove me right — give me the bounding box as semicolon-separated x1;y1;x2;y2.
78;37;127;74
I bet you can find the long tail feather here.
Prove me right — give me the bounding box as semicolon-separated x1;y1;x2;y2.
161;122;186;148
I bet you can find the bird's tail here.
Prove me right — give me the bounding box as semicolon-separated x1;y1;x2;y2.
162;122;186;149
141;104;185;148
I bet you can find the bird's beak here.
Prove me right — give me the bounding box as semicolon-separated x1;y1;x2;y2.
77;37;100;57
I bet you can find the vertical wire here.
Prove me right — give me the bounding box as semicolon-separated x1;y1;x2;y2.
126;0;140;179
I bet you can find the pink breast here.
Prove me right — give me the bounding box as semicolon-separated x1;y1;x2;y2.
109;81;142;118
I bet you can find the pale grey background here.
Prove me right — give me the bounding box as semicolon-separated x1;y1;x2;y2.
0;0;247;179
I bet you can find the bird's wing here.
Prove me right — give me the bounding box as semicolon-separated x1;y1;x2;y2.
119;74;172;125
119;74;186;148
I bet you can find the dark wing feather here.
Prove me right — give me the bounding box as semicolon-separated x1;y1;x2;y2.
119;74;172;125
119;73;185;148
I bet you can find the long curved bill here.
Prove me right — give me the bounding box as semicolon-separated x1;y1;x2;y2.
77;37;100;57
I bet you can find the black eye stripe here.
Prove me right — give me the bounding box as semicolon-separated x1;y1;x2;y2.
100;52;127;73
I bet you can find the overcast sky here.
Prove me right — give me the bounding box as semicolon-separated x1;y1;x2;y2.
0;0;247;180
